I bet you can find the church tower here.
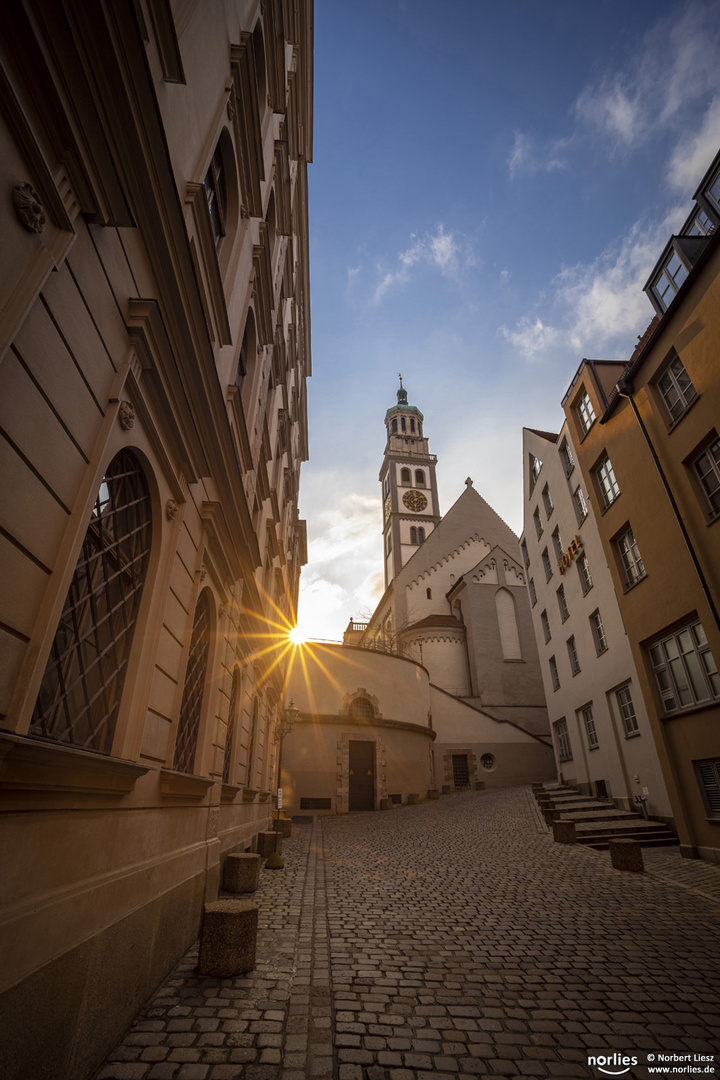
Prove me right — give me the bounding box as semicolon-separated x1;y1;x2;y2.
380;377;441;588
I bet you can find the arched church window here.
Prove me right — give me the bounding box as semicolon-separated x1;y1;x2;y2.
30;449;152;754
418;527;425;544
410;527;417;544
401;467;411;484
174;589;213;773
391;418;397;433
415;470;425;486
401;417;406;432
410;419;416;433
222;667;241;784
496;588;522;661
348;696;375;720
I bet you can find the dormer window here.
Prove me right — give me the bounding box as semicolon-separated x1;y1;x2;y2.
652;250;688;311
707;169;720;211
686;208;714;237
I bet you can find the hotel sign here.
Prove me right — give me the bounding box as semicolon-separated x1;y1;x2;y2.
558;535;583;574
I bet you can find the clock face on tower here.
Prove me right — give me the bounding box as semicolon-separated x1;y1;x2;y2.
402;489;428;513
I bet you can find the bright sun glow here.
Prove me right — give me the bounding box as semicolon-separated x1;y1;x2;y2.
288;626;306;645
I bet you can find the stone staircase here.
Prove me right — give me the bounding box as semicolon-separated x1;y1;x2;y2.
533;783;679;851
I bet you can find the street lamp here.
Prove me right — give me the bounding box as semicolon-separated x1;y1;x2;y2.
266;699;299;868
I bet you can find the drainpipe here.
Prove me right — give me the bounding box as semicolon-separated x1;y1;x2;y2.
615;378;720;636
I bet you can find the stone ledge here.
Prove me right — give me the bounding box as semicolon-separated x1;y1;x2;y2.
0;732;151;795
159;768;214;800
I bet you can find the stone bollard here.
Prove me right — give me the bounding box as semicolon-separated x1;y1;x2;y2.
257;831;282;859
222;853;261;894
197;899;258;977
552;820;577;844
427;789;440;800
407;793;421;804
379;798;391;810
273;817;292;838
542;808;561;826
442;784;452;795
609;839;644;872
475;781;485;791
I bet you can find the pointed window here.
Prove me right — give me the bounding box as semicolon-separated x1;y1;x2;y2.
496;589;522;660
30;450;152;754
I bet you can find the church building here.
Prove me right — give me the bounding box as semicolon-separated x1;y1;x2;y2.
282;383;554;812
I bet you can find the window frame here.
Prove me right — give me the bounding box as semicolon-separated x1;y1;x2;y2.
651;249;689;312
554;717;572;761
542;547;553;583
590;609;608;655
542;483;554;519
540;609;551;644
528;577;537;607
573;485;588;525
695;759;720;818
533;507;543;539
647;619;720;717
692;436;720;519
615;683;639;737
577;552;593;596
576;391;596;436
580;703;598;749
551;526;563;562
655;355;697;423
595;454;620;509
616;525;646;589
567;635;581;676
560;438;574;477
556;584;569;623
549;655;560;691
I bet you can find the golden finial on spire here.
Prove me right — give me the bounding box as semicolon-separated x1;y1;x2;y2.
398;373;403;387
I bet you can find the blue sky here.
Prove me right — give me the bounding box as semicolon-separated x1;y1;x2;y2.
296;0;720;641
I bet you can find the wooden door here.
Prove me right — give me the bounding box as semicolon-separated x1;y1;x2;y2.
349;741;375;811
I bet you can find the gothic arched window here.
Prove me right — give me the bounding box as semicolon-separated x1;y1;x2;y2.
391;418;397;433
418;527;425;544
30;449;152;754
496;588;522;661
173;590;212;773
410;527;417;544
415;470;425;486
401;467;411;484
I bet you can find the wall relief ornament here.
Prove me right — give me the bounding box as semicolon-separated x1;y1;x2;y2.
166;499;179;521
118;401;135;429
13;183;45;233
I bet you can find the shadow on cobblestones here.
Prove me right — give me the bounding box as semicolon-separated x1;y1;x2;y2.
95;787;720;1080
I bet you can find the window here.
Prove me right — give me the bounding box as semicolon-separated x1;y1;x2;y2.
529;454;542;489
577;552;593;595
417;527;425;544
410;527;417;544
560;438;574;476
204;142;227;248
415;469;425;486
391;418;397;433
542;484;554;518
551;526;563;562
223;668;240;784
657;356;697;421
595;455;620;508
481;753;495;770
174;590;212;774
576;391;595;436
400;467;411;484
540;609;551;643
554;718;572;761
452;754;470;787
533;507;543;539
556;584;569;622
521;540;530;569
693;438;720;517
549;655;560;691
246;697;259;785
590;609;608;654
542;548;553;582
401;417;406;432
615;684;639;736
349;696;375;720
528;578;537;607
386;531;392;554
573;486;588;524
426;588;432;599
567;636;580;675
652;250;688;311
708;170;720;208
648;620;720;716
410;419;416;433
30;450;152;754
580;704;598;749
686;208;714;236
616;526;645;588
696;760;720;817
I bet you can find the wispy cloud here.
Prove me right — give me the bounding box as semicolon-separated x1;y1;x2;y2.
373;224;474;302
574;0;720;155
508;132;570;180
501;207;687;361
666;96;720;192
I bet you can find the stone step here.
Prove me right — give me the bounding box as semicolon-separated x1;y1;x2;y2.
575;818;671;835
558;808;643;823
584;835;681;851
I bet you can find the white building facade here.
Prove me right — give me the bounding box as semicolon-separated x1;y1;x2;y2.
521;424;673;823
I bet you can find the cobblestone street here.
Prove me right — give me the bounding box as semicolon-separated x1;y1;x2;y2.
96;788;720;1080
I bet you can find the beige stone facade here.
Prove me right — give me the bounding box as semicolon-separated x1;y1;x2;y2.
0;3;312;1077
521;425;673;821
562;149;720;861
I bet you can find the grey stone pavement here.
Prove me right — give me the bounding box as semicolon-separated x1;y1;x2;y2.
95;787;720;1080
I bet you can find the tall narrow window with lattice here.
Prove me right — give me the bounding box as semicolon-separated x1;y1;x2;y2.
173;590;212;774
31;449;152;754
